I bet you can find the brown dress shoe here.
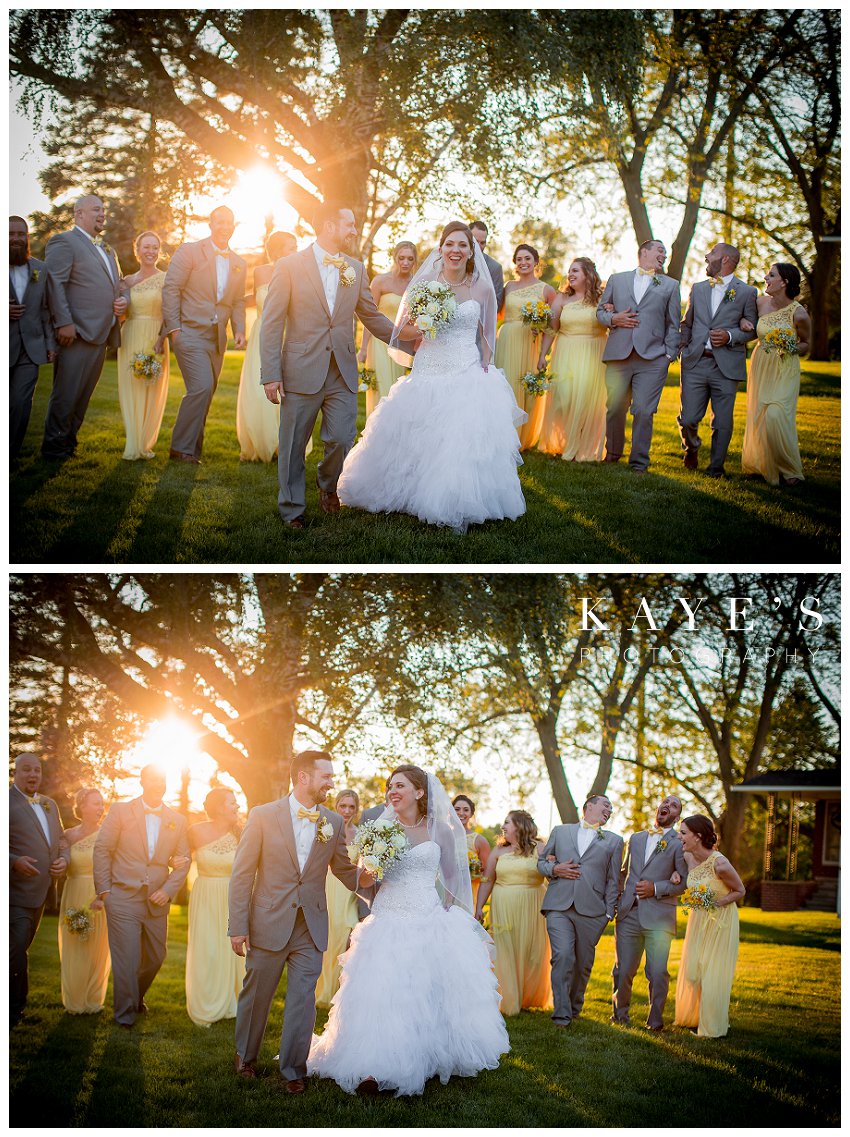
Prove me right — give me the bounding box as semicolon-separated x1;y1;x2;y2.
235;1054;257;1079
282;516;305;530
285;1078;306;1094
318;488;341;514
603;454;620;464
683;448;698;469
169;449;201;465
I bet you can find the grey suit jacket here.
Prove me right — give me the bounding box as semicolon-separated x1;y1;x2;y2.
597;270;681;361
259;245;396;396
9;257;56;367
44;228;122;347
228;798;368;953
617;829;688;932
484;252;505;310
538;823;623;918
9;785;69;908
679;276;759;381
92;797;190;911
161;237;247;354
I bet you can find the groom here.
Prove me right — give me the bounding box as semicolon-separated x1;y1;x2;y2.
260;201;420;528
229;750;374;1092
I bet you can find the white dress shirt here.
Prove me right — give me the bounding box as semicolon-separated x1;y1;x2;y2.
75;225;115;279
313;241;340;312
643;827;672;866
706;272;735;348
211;244;230;302
576;822;597;857
633;268;653;305
289;793;318;873
143;804;162;860
16;786;51;844
10;263;30;304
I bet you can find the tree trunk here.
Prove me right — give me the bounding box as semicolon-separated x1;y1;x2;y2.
619;165;654;248
717;781;747;864
806;240;839;360
668;169;706;283
535;712;578;822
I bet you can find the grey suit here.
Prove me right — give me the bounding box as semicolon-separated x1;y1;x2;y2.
483;251;505;311
92;797;190;1025
538;823;623;1025
596;270;681;471
162;237;247;459
678;276;759;474
229;797;369;1080
612;828;687;1028
10;257;56;457
259;245;396;522
42;228;122;457
9;785;68;1022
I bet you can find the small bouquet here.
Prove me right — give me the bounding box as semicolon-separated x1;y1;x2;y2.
132;351;163;383
520;369;551;396
347;816;408;880
520;298;552;334
405;280;458;340
762;328;798;360
467;846;482;878
64;907;94;940
358;366;379;393
681;884;715;913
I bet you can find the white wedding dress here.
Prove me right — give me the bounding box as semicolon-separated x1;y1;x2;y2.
307;840;509;1096
337;300;527;533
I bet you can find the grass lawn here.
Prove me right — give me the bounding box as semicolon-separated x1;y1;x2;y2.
10;908;840;1127
9;356;840;565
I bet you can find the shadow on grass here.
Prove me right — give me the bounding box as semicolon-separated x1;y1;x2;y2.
10;1009;102;1125
738;913;840;951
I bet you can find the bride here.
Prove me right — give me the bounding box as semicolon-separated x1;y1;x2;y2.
337;222;527;534
307;764;509;1096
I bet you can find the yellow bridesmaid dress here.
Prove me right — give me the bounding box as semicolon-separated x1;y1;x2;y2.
365;292;407;418
117;271;170;460
741;302;805;484
467;832;486;910
186;833;245;1026
316;871;360;1008
674;851;740;1037
58;833;111;1013
236;283;289;462
489;852;553;1015
538;300;608;461
494;282;549;450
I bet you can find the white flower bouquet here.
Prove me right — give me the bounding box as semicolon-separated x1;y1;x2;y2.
64;907;94;940
520;369;551;396
132;351;163;383
520;298;552;334
358;366;379;392
347;816;408;880
405;280;458;340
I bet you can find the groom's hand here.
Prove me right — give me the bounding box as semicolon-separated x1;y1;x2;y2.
612;308;640;328
230;935;251;957
263;381;283;405
635;879;655;899
552;859;581;880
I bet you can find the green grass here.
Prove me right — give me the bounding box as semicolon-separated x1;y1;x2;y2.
10;355;840;564
10;909;840;1127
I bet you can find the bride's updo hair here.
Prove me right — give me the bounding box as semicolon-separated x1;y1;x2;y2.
439;221;476;276
681;815;718;849
387;763;428;818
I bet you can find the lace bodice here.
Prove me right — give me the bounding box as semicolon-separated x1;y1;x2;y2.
195;831;238;877
557;300;607;339
68;832;98;877
127;271;165;321
686;850;730;899
372;840;443;917
757;301;799;342
412;299;482;375
503;282;547;324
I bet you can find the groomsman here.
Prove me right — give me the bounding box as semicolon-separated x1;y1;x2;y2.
596;240;681;473
612;794;688;1031
42;194;126;459
93;765;190;1027
9;752;68;1025
470;220;505;310
162;205;247;464
678;242;758;477
537;795;623;1029
9;216;56;458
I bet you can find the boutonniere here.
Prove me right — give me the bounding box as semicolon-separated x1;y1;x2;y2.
723;287;736;303
657;838;668;852
30;268;40;283
316;817;334;844
651;275;661;287
94;237;114;256
166;821;176;831
596;828;606;841
339;264;356;288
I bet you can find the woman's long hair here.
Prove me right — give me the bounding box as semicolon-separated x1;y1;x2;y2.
560;256;603;307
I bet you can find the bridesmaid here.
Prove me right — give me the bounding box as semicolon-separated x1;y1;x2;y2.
357;241;418;417
316;789;361;1009
452;794;491;911
741;262;811;486
185;787;245;1027
537;257;608;461
475;809;552;1016
58;788;111;1014
674;815;745;1038
117;231;169;460
494;244;557;450
236;231;298;462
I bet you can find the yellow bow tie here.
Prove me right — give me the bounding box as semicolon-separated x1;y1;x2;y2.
323;254;348;270
637;267;656;277
710;277;725;288
647;824;665;836
297;806;321;823
581;819;601;831
144;805;163;816
214;250;230;259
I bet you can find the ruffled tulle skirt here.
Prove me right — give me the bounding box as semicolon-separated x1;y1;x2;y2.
337;360;527;533
307;902;509;1096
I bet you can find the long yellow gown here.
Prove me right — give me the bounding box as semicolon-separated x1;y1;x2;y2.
365;292;407;418
186;833;246;1026
467;832;488;910
117;271;170;460
58;833;111;1014
236;283;285;462
674;851;740;1037
489;852;553;1015
494;282;549;450
315;871;359;1009
538;300;608;461
741;301;805;484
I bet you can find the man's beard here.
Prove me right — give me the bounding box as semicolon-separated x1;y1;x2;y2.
9;246;28;266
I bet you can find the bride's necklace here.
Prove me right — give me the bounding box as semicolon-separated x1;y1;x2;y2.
399;815;425;829
438;268;470;291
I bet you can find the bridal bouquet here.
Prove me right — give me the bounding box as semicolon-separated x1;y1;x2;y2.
347;817;408;880
762;328;798;359
132;351;163;383
405;280;458;340
520;298;552;334
681;884;716;913
64;907;94;940
520;369;551;396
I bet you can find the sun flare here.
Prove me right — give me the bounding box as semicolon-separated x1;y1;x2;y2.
119;716;241;812
188;164;300;251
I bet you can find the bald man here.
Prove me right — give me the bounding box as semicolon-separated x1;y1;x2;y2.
41;194;126;459
9;753;68;1025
